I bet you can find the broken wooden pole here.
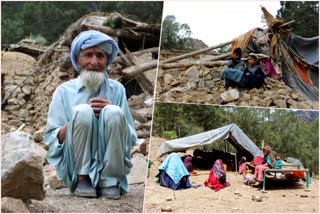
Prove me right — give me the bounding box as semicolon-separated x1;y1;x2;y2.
201;52;231;62
113;47;159;64
83;24;158;41
122;60;158;77
159;60;228;69
161;40;232;64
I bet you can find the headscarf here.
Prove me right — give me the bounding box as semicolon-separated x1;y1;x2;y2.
205;159;230;191
212;159;225;181
263;145;271;154
70;30;119;72
70;30;119;99
158;153;190;184
262;145;275;167
183;155;193;172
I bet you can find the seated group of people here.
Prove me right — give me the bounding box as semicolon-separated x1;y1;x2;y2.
220;47;266;89
241;145;305;187
156;153;230;192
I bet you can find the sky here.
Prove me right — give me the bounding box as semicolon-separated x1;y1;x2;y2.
162;1;281;46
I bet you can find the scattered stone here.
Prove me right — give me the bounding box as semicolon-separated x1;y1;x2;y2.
185;65;199;80
204;79;215;88
277;88;289;95
7;98;19;105
1;197;30;213
161;206;173;212
33;127;46;142
164;73;175;86
221;89;240;103
47;170;65;189
21;85;32;95
57;71;69;78
185;66;199;89
242;93;251;100
198;78;205;88
273;99;287;109
35;143;48;165
289;102;311;110
1;123;13;133
291;93;300;100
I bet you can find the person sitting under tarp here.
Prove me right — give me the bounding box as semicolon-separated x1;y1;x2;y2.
182;155;197;175
156;153;199;190
238;156;247;175
242;53;265;89
221;47;246;89
204;159;230;192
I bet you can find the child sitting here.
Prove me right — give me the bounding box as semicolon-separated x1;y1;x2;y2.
242;53;265;89
274;153;283;169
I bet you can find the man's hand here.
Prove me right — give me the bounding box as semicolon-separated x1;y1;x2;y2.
89;98;109;117
58;123;68;144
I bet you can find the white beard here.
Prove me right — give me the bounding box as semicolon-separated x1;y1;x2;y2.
80;69;105;92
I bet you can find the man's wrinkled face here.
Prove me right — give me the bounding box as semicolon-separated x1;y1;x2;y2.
78;47;108;92
78;47;108;71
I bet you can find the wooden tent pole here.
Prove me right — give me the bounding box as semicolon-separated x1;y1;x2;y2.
161;40;232;64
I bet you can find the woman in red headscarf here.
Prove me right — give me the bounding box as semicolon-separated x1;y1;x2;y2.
204;159;230;192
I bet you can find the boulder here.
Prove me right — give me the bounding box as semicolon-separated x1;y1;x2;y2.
1;197;30;213
47;170;65;189
185;65;199;80
273;99;287;109
35;143;48;165
1;131;45;200
204;79;215;88
8;119;24;128
221;89;240;103
33;127;46;142
127;155;147;185
21;85;32;95
185;66;199;89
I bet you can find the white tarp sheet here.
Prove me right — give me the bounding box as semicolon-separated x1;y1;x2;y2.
157;124;263;158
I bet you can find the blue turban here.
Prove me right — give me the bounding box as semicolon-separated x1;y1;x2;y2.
70;30;119;72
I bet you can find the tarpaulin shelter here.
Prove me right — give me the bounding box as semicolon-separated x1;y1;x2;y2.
231;6;319;102
157;124;263;159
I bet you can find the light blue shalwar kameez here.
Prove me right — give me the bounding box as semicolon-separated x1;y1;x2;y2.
44;75;137;194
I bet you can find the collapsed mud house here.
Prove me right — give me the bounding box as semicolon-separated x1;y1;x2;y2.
156;7;319;110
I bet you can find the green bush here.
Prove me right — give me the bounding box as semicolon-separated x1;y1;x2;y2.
26;34;47;45
103;18;116;29
161;130;177;140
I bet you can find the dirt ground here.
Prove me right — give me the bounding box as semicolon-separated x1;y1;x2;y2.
144;137;319;213
26;184;145;213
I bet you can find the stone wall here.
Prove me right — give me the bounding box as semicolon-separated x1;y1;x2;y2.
1;52;38;134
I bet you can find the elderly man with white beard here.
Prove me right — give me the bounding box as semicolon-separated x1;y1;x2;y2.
44;30;137;200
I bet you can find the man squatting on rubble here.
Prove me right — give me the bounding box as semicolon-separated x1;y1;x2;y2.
44;30;137;200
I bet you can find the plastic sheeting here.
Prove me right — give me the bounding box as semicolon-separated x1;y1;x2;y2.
157;124;263;158
285;34;319;67
280;39;319;102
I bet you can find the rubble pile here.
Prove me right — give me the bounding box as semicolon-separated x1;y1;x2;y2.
156;52;318;110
